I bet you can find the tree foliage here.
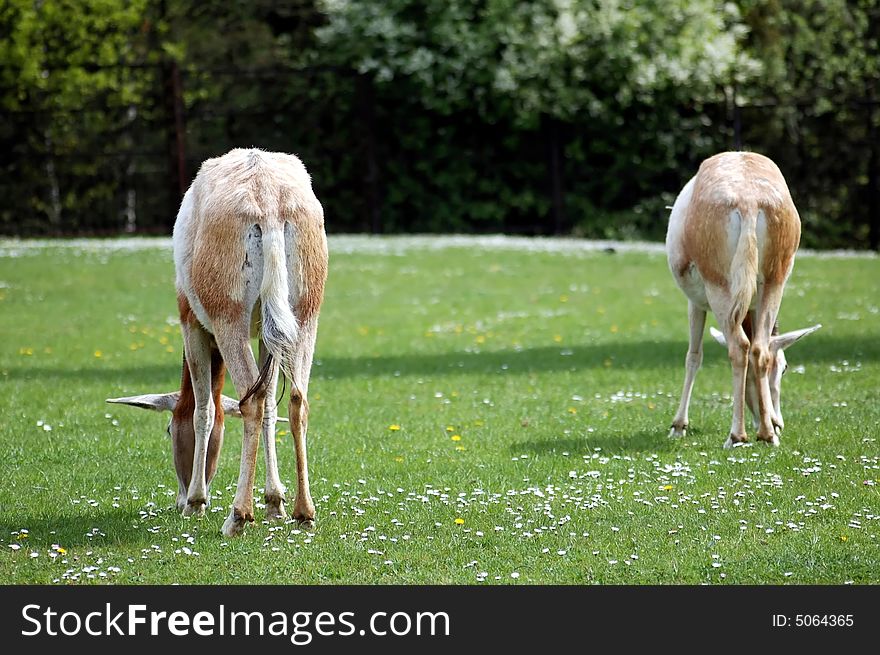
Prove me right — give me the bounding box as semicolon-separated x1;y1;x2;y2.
1;0;877;247
316;0;747;124
737;0;880;247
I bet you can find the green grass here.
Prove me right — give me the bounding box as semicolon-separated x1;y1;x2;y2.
1;236;878;584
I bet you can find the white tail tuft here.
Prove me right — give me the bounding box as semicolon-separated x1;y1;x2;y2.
260;226;298;381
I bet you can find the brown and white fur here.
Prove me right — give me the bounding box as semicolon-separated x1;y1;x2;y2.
666;151;820;448
107;148;328;536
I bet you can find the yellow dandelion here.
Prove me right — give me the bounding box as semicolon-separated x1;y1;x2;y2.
559;295;568;303
394;456;404;463
94;350;103;358
454;518;464;525
840;535;848;542
610;324;619;333
388;424;401;431
475;335;486;344
451;435;462;442
446;426;455;432
553;334;563;343
129;343;139;350
662;485;673;491
455;446;466;452
567;407;577;415
166;346;174;353
56;547;66;554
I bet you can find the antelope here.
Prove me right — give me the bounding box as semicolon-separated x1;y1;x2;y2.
665;151;820;448
108;148;328;536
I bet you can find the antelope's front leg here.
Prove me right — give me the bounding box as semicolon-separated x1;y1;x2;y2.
670;301;706;438
182;324;215;517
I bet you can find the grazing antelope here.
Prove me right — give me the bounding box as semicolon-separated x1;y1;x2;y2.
108;148;328;536
665;151;820;448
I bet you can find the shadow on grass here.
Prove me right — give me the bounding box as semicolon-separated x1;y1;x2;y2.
313;332;878;380
4;363;178;387
4;332;876;385
514;427;691;456
0;507;185;548
316;340;678;379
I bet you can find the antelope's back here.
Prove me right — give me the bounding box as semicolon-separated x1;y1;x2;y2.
172;149;327;328
683;152;801;288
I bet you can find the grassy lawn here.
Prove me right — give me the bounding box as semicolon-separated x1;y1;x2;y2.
1;236;878;584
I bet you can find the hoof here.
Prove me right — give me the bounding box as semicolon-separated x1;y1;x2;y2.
293;500;316;527
265;499;288;522
183;501;206;517
758;421;781;445
669;424;687;438
723;434;748;449
222;508;253;537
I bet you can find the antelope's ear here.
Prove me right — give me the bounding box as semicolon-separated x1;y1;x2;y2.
708;326;727;346
106;392;179;412
771;324;822;351
107;392;285;422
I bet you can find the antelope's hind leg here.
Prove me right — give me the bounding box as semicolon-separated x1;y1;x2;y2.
722;321;751;449
289;317;319;527
259;340;287;521
751;283;786;445
216;324;266;537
